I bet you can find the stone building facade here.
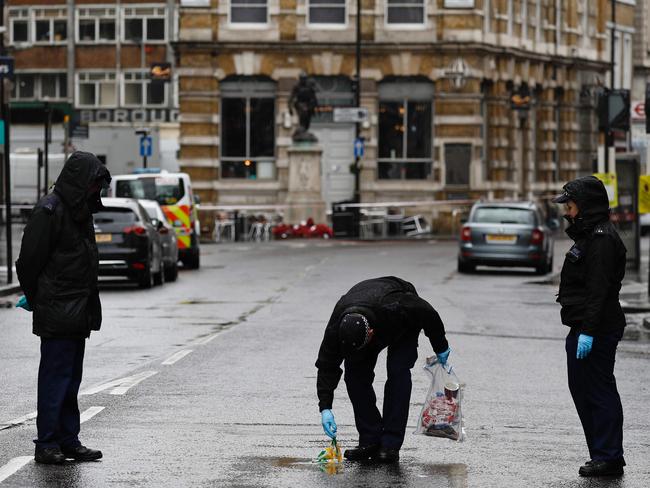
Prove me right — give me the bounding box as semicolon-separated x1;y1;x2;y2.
176;0;636;211
7;0;180;181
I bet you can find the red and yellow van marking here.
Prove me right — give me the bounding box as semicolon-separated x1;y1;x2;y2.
162;204;192;249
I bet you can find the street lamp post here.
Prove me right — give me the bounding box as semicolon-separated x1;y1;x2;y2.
0;0;13;283
353;0;361;203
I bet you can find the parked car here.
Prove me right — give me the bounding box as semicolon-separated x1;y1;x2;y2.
139;199;179;282
94;197;165;288
457;201;558;275
110;170;201;269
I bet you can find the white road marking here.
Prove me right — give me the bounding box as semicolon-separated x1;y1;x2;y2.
197;333;220;345
0;456;32;484
109;371;158;395
81;371;157;396
80;406;105;424
0;412;37;431
161;350;193;365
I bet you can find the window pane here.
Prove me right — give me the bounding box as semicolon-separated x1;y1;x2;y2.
125;82;142;105
79;83;95;105
378;162;430;180
231;7;267;23
378;102;404;159
13;21;28;42
147;18;165;40
445;143;471;186
404;162;430;179
36;20;50;42
41;74;57;98
147;81;165;104
406;101;431;158
99;82;116;105
124;18;143;41
221;98;247;157
222;161;257;179
59;74;67;98
54;20;67;41
250;98;274;157
79;19;96;41
387;6;424;24
310;7;346;24
18;75;35;98
99;19;116;40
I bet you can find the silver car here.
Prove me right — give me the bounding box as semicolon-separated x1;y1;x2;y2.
457;202;558;274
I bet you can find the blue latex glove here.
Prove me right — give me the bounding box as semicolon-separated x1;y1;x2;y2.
15;295;32;312
436;347;451;366
576;334;593;359
321;409;337;439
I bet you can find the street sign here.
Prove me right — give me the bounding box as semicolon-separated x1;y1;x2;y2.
140;136;153;157
593;173;618;208
0;57;14;77
631;101;645;121
354;138;365;158
333;107;368;123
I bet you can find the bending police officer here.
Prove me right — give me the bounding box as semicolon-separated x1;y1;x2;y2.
315;276;451;463
16;152;111;465
554;176;627;477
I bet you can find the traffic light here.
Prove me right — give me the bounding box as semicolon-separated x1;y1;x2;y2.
598;89;630;132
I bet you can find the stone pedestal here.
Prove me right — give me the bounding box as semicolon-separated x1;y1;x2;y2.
286;144;326;224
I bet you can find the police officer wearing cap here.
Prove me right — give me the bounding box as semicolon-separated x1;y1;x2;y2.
554;176;627;477
315;276;450;463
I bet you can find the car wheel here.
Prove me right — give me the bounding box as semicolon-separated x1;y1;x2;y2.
165;263;178;282
184;248;200;269
457;259;475;273
154;259;165;286
138;261;154;289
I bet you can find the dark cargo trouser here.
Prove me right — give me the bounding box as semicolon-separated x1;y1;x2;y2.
566;329;625;463
344;331;419;450
35;338;85;450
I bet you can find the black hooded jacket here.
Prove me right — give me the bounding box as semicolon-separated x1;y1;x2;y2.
16;152;111;339
315;276;449;411
557;176;626;335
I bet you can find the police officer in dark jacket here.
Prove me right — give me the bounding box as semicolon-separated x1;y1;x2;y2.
554;176;627;477
315;276;450;463
16;151;111;465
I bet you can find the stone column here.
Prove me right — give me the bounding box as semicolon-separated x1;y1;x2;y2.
286;145;326;224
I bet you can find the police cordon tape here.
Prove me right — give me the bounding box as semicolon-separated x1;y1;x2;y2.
196;199;477;212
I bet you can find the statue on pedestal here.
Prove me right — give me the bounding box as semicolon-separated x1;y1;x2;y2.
289;73;318;143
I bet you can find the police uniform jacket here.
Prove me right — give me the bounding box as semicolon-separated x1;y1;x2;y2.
16;152;111;339
557;177;626;336
315;276;449;412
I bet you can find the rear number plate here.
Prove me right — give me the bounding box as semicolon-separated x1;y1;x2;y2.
96;234;112;243
486;234;517;244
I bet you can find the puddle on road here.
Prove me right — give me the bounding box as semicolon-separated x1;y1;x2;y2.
238;456;468;486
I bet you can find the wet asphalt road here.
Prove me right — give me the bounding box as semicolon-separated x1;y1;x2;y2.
1;239;649;487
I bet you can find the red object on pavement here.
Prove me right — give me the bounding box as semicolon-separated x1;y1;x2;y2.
272;219;333;239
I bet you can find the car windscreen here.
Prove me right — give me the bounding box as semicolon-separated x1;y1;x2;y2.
115;177;185;205
94;208;138;224
471;207;536;225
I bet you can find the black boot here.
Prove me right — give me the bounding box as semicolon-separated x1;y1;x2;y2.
377;447;399;463
61;445;103;462
344;444;379;461
578;460;624;477
34;447;66;465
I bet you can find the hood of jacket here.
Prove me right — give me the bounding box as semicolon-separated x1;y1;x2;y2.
53;151;111;219
562;176;610;239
